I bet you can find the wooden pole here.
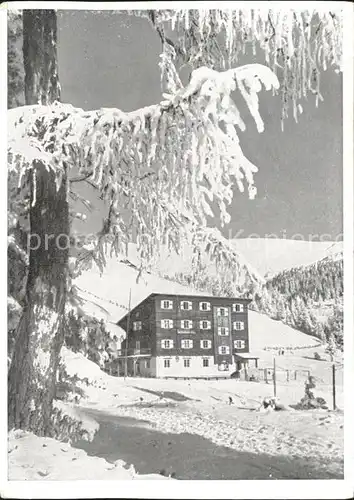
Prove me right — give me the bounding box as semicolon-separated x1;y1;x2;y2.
124;288;132;379
332;363;336;410
273;357;277;398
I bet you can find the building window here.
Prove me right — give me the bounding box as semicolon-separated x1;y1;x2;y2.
181;301;192;310
161;300;173;310
217;307;229;317
164;359;171;368
201;340;212;349
232;303;244;313
199;301;211;311
234;339;246;349
180;320;193;329
202;358;209;367
133;321;142;331
161;319;173;329
146;360;150;369
200;320;211;330
218;326;229;336
161;339;174;349
135;340;140;350
183;359;190;368
218;345;230;355
181;339;193;349
233;321;244;331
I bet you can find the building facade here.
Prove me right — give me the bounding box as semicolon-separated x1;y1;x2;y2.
117;293;252;378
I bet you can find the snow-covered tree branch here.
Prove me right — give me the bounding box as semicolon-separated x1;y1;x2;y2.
8;63;278;280
132;9;342;126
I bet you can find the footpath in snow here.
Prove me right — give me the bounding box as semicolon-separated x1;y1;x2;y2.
8;348;344;481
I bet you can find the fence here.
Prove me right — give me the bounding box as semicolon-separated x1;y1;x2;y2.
241;362;343;410
244;367;311;383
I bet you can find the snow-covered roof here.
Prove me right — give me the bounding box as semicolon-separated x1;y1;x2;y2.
235;352;259;359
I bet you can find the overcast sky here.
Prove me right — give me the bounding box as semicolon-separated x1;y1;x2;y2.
57;10;343;241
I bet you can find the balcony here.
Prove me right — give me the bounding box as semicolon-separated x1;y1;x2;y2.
116;347;152;358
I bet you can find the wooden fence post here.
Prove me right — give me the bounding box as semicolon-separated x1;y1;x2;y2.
332;363;337;410
273;357;277;398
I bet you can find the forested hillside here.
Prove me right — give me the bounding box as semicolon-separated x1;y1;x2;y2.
169;253;343;352
251;255;343;351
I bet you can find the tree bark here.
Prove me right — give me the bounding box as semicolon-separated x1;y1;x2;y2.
22;10;61;105
8;10;68;435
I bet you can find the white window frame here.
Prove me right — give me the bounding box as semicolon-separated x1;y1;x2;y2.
200;320;211;330
199;301;211;311
234;339;246;349
180;300;193;311
233;321;245;331
161;300;173;310
161;339;174;349
181;339;193;349
217;307;229;317
164;359;171;368
183;358;191;368
161;319;173;329
180;319;193;329
202;358;209;367
200;340;212;349
232;303;244;313
218;345;230;355
217;326;229;336
133;321;142;331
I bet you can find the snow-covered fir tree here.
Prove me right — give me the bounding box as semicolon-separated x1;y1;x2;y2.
7;8;343;435
325;331;337;362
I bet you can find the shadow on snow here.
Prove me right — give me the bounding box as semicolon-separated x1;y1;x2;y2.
73;408;342;480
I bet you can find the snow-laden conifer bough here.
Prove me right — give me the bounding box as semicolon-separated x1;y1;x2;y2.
8;63;280;285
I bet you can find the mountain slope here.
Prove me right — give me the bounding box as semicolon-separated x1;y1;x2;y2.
74;256;320;351
230;238;343;277
123;238;343;280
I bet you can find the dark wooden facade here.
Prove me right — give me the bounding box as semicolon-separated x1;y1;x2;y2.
118;293;251;370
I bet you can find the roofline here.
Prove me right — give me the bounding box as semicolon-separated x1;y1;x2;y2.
117;293;155;326
149;292;252;302
117;293;252;326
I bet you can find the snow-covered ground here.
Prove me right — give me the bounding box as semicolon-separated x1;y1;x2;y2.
71;359;344;479
9;244;343;481
8;430;173;481
9;346;343;481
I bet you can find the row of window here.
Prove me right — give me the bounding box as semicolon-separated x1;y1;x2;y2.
163;358;211;368
160;339;246;351
156;320;244;331
162;359;233;370
133;320;245;332
160;301;244;313
164;358;212;368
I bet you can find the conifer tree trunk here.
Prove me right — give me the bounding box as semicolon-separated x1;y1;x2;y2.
8;10;69;435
